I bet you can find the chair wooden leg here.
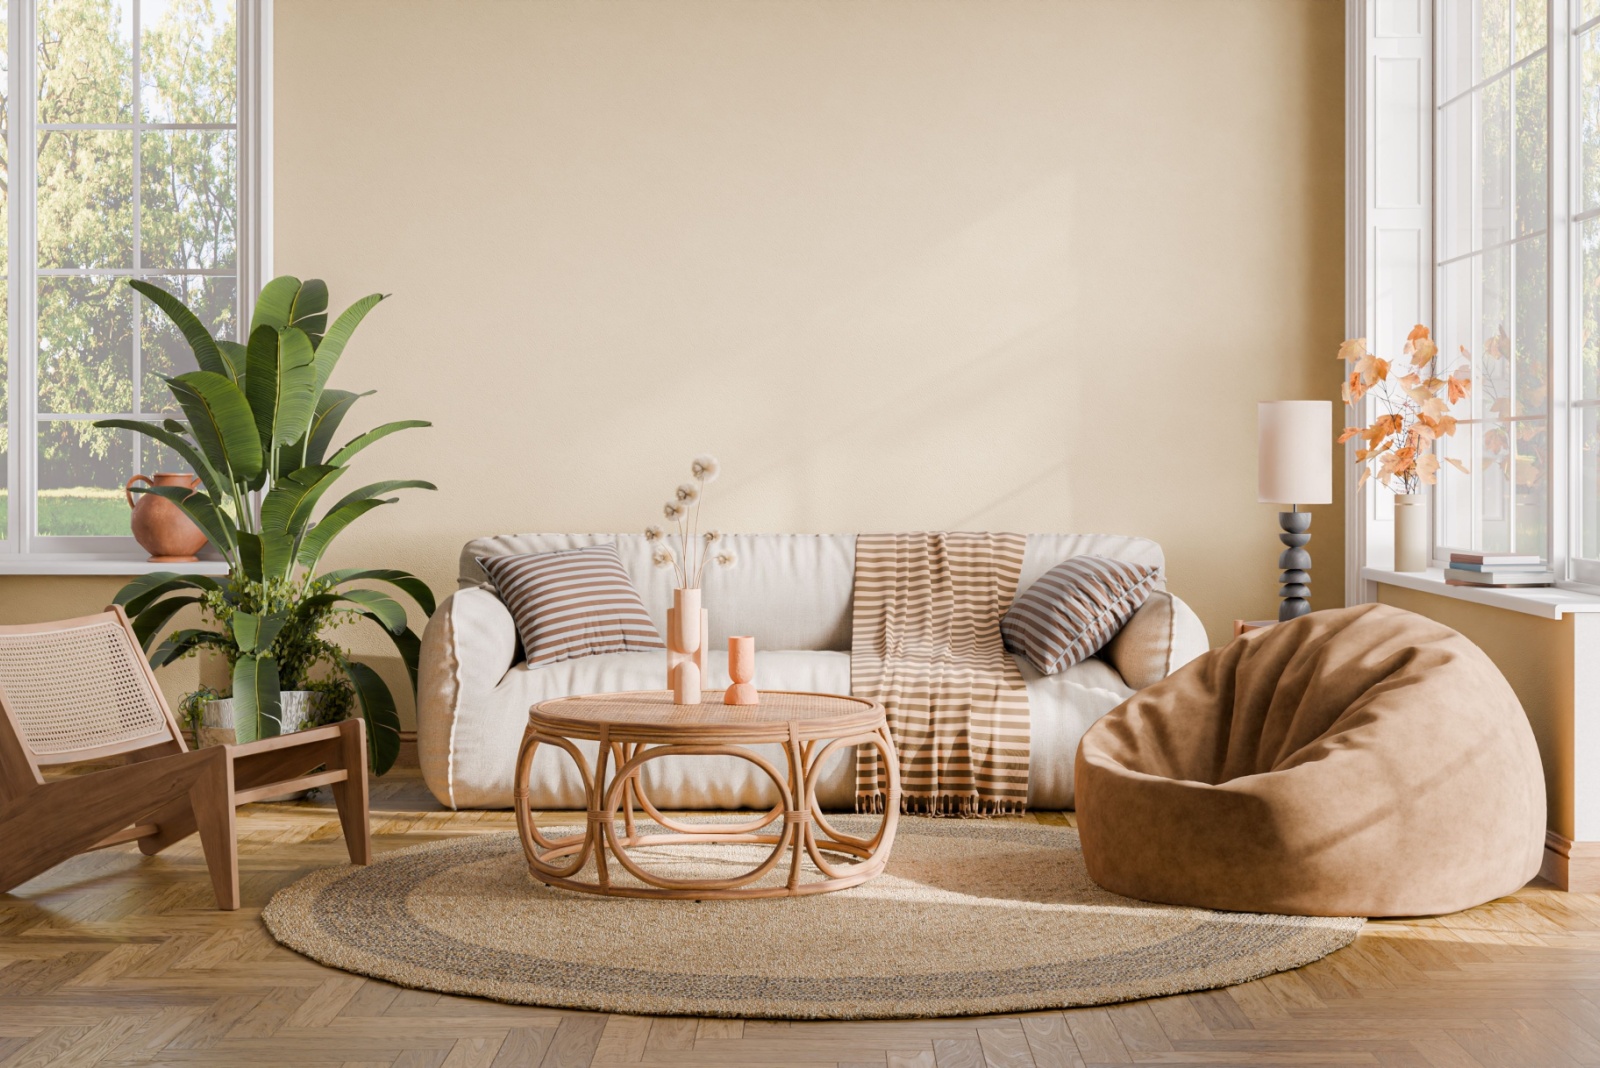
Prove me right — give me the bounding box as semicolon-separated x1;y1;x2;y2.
137;795;197;857
188;750;239;910
331;718;372;866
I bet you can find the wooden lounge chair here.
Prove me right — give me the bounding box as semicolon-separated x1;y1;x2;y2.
0;607;370;910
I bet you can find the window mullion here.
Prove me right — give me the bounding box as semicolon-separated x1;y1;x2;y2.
1550;0;1574;574
131;0;142;428
14;0;39;553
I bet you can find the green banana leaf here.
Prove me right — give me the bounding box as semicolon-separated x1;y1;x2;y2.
93;418;231;505
250;276;304;334
132;485;238;557
295;497;403;572
246;324;318;449
151;628;228;668
305;389;373;466
131;596;202;652
325;479;436;516
236;532;264;584
129;280;231;380
114;572;221;616
217;339;249;383
317;568;436;616
374;625;422;692
231;611;288;655
326;420;431;467
167;371;263;482
343;659;400;775
235;529;298;584
311;294;385;397
260;464;345;534
328;588;409;633
233;655;282;743
289;277;329;347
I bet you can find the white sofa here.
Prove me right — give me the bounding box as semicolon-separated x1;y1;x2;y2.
417;533;1208;811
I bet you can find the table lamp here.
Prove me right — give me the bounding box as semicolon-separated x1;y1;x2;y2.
1258;400;1332;621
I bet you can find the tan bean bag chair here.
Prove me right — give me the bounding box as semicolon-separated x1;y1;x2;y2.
1074;603;1545;917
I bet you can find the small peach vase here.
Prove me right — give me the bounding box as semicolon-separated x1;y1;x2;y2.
666;587;709;705
725;635;759;706
126;472;209;562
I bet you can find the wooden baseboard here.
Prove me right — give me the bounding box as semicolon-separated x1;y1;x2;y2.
1542;831;1600;892
397;730;418;769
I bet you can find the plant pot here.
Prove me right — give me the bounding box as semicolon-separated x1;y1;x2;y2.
198;690;321;747
1393;492;1430;572
198;690;327;800
126;471;209;562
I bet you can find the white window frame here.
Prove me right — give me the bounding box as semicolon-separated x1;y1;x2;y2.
1348;0;1600;605
1569;3;1600;585
0;0;270;572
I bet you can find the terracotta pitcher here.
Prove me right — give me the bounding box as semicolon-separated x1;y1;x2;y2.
126;472;209;562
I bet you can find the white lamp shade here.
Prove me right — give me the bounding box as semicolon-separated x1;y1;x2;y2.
1258;400;1332;505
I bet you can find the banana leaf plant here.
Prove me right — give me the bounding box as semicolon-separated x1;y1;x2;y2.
95;276;435;775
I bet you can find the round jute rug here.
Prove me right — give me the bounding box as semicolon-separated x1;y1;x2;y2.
262;817;1363;1019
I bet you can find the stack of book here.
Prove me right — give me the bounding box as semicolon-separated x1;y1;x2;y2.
1444;553;1555;587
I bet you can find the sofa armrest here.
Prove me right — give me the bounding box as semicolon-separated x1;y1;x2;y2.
1101;591;1211;690
418;586;519;808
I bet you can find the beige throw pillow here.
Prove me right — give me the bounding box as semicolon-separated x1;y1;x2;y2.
1000;556;1160;675
1100;590;1209;689
478;544;664;665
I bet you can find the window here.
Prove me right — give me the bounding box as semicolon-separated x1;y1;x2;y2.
1;0;260;560
1578;2;1600;578
1435;0;1549;562
1428;0;1600;586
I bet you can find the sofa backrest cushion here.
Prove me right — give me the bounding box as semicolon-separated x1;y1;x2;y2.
461;533;857;652
459;532;1164;654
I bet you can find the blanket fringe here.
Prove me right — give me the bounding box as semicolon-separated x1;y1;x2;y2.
857;791;1026;819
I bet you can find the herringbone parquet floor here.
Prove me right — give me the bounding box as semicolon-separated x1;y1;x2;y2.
5;769;1600;1068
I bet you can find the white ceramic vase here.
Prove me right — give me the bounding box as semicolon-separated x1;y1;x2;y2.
1393;492;1430;572
666;587;709;705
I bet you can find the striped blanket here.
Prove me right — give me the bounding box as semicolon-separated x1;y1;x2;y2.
851;532;1031;815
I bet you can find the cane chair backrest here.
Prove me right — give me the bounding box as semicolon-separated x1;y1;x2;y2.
0;610;182;769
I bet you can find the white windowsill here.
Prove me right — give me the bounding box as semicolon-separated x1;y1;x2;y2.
0;554;232;577
1363;567;1600;619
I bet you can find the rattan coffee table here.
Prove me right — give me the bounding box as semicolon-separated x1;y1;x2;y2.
514;690;900;899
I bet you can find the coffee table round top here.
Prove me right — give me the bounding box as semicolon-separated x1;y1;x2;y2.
528;690;884;744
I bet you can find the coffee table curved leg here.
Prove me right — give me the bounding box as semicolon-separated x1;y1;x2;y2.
515;727;597;883
800;725;900;886
599;743;797;894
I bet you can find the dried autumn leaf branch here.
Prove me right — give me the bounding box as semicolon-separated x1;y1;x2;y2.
1337;324;1472;494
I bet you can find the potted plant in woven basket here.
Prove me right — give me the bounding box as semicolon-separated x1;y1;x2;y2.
95;275;435;775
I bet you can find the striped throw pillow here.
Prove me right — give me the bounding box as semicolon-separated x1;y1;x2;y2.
478;544;664;665
1000;556;1160;675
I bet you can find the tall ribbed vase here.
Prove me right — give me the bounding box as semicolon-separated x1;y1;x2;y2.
1393;493;1429;572
666;587;709;705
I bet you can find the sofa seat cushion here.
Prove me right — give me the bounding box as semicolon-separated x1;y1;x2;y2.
440;649;1133;810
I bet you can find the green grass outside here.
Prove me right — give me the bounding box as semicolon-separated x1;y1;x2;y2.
0;487;136;537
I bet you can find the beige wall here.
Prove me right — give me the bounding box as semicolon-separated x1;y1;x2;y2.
0;0;1347;730
1378;585;1577;839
